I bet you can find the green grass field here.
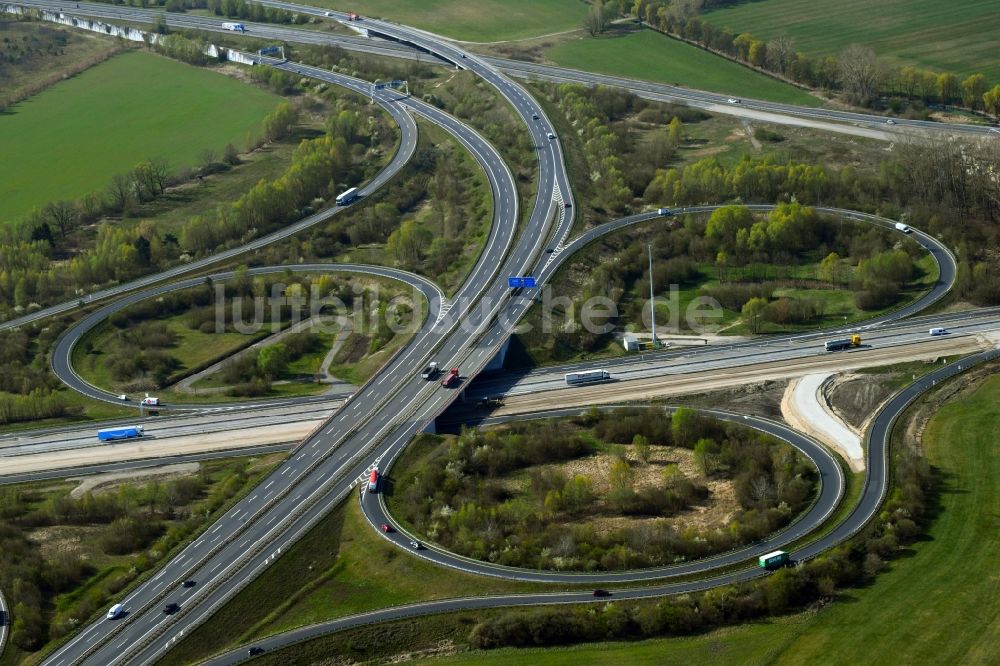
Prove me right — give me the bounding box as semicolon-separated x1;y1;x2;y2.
0;50;281;222
703;0;1000;81
424;368;1000;665
545;28;820;106
309;0;586;41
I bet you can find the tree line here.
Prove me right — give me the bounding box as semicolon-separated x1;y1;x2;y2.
390;407;816;571
622;0;1000;113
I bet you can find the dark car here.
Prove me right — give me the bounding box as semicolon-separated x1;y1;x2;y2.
181;580;196;588
545;248;555;254
593;589;611;597
564;202;571;208
248;646;265;656
532;113;540;120
163;602;179;614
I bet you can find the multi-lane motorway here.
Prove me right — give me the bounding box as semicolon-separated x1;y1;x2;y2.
1;3;996;665
35;8;577;666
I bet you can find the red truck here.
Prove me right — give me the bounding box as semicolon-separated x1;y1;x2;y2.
441;367;460;387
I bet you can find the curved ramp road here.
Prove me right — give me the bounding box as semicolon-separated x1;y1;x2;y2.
0;61;419;332
51;263;444;408
362;406;844;584
194;346;1000;665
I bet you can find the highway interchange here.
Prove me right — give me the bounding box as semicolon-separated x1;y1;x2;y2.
0;3;997;664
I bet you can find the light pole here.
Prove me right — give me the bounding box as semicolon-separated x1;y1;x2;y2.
648;243;656;348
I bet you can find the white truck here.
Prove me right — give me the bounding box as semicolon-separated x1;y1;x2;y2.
223;22;247;33
421;361;439;380
895;222;911;233
141;395;160;406
658;208;674;216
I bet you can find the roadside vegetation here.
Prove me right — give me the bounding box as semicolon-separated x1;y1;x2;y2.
702;0;1000;83
630;0;1000;116
545;25;819;106
388;407;817;571
157;497;538;666
73;272;422;399
0;453;284;664
511;204;932;366
363;358;1000;665
233;353;974;664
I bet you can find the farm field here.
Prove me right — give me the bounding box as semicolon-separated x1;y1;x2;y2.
309;0;587;41
0;50;281;221
703;0;1000;81
423;365;1000;665
545;28;820;106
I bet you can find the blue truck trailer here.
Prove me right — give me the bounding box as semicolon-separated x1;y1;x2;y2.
97;425;144;442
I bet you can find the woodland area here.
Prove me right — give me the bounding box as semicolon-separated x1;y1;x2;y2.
0;457;277;654
390;407;817;571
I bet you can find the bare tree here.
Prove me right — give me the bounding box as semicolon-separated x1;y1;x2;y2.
43;200;78;238
765;35;795;74
147;157;172;195
106;173;134;212
838;44;884;105
584;0;609;37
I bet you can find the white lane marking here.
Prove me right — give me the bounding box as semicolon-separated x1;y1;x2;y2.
265;481;274;490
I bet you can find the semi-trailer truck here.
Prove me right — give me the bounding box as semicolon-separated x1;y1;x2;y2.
441;367;460;387
421;361;439;380
564;369;611;385
97;425;144;442
824;334;861;351
758;550;789;569
336;187;359;206
222;22;246;33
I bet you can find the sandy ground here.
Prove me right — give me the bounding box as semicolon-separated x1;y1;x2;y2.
782;373;864;472
69;462;201;498
3;421;323;477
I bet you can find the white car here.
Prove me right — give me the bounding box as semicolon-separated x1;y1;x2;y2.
886;118;896;125
107;603;124;620
727;98;741;104
118;394;128;401
547;132;555;140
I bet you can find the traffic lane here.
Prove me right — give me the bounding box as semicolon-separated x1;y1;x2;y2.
49;263;443;406
0;404;337;457
0;444;293;486
795;346;1000;562
470;306;1000;397
468;327;991;400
